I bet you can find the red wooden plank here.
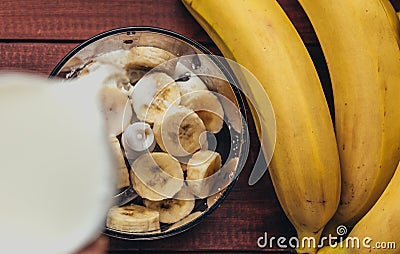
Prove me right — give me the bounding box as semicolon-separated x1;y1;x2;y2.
0;0;318;43
0;42;77;74
0;0;213;42
0;0;398;45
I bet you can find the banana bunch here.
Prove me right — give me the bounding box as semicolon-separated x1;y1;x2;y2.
298;0;400;235
182;1;341;253
318;162;400;254
183;0;400;252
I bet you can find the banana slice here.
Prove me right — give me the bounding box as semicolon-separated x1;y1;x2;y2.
109;137;130;189
96;49;130;68
121;122;156;161
106;204;160;233
169;211;203;230
126;46;177;73
99;85;133;136
153;106;208;157
172;62;208;104
186;150;222;198
131;152;184;201
103;74;132;96
180;90;224;133
84;61;133;94
76;53;134;95
131;72;181;123
143;195;195;224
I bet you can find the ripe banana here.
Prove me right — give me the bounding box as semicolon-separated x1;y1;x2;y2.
318;162;400;254
130;152;184;201
182;0;341;252
131;71;181;123
153;106;207;157
378;0;400;45
106;204;160;233
298;0;400;231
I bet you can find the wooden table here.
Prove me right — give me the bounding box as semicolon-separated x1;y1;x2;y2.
1;1;399;253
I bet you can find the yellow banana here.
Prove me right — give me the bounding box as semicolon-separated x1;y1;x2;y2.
182;1;341;253
318;162;400;254
298;0;400;232
379;0;400;45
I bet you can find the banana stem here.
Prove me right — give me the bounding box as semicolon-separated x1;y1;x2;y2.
296;229;323;254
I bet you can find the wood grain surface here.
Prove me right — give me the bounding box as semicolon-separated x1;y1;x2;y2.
0;0;316;43
1;1;399;253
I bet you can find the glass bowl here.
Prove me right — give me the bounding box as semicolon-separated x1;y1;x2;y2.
50;27;248;240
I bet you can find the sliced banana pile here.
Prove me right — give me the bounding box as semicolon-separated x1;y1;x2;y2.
71;45;232;234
